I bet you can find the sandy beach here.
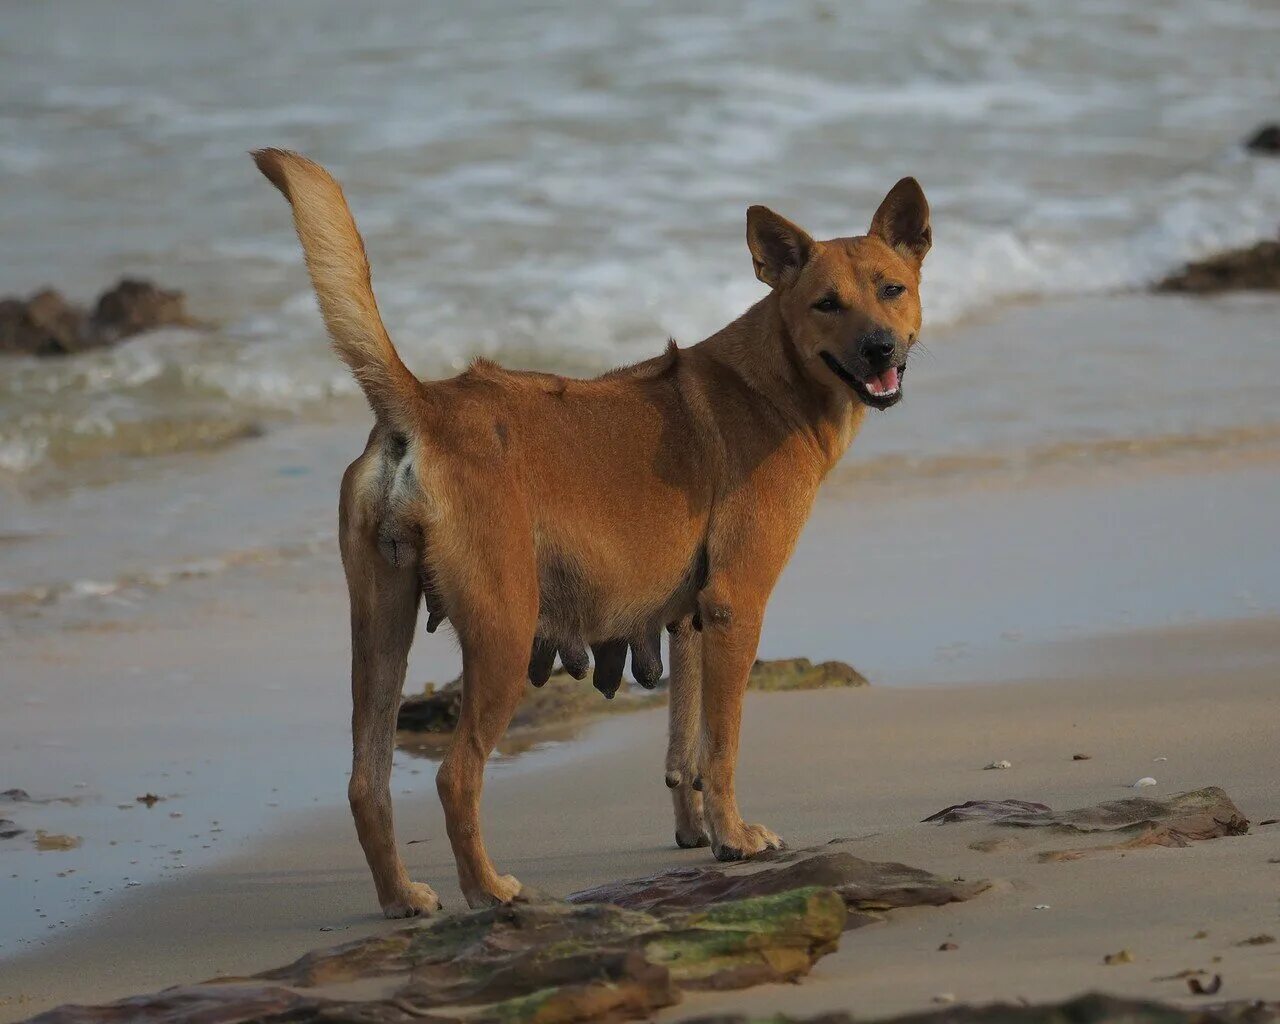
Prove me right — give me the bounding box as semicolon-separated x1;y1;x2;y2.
3;289;1279;1019
2;616;1278;1019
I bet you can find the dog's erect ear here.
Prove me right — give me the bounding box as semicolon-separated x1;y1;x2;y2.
869;177;931;266
747;206;815;289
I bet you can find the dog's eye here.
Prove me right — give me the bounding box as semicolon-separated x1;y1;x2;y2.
812;295;842;313
880;283;906;299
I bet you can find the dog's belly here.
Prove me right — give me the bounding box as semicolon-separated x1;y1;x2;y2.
535;538;706;644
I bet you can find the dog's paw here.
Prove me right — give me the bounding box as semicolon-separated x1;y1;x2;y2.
382;880;442;919
712;822;785;862
676;827;711;849
464;873;523;909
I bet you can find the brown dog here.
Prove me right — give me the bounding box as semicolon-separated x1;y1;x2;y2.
253;149;930;916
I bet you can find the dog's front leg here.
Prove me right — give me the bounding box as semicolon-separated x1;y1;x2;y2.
697;581;785;862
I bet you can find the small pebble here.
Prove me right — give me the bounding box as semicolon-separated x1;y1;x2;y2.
1104;949;1134;965
932;994;956;1005
1133;777;1157;788
1033;904;1051;911
984;760;1012;770
938;942;958;951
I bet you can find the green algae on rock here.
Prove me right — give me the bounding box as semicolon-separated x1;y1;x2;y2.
26;889;845;1024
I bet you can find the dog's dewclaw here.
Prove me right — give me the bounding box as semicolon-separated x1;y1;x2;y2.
527;637;557;687
629;630;663;688
558;638;590;680
591;640;627;699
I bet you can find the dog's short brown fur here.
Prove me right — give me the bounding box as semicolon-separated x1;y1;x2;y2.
253;149;930;916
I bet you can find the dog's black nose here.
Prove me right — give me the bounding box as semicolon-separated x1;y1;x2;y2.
859;332;895;363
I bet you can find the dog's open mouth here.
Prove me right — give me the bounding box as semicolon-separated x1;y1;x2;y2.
820;353;906;409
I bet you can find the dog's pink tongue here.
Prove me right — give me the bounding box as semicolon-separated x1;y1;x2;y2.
867;366;900;395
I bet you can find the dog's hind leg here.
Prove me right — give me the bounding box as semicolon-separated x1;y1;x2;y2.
341;469;440;919
665;617;709;848
435;527;539;909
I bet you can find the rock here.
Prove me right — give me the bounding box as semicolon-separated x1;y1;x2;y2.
0;819;23;840
24;887;845;1024
397;654;868;747
567;838;989;929
1;788;32;802
748;657;869;690
983;760;1012;770
923;799;1051;824
1155;239;1280;294
0;290;87;355
89;279;193;343
33;831;81;852
924;786;1249;861
0;278;194;357
1103;949;1134;965
1245;123;1280;154
1133;777;1157;788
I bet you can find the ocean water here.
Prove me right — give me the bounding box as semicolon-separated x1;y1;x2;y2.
1;0;1279;578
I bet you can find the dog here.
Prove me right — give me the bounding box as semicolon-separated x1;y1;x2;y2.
253;149;930;916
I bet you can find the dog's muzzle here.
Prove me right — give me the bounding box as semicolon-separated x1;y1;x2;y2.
820;349;907;410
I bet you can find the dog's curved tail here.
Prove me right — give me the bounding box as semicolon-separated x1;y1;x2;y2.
252;148;425;429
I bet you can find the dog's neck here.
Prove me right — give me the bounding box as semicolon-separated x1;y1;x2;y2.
696;296;865;475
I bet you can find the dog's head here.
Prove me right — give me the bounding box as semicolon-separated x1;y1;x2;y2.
747;178;930;410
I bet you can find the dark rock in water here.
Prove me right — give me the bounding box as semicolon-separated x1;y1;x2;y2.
924;786;1249;861
0;819;23;840
1;788;32;803
568;837;989;929
90;278;192;343
0;279;194;357
23;887;845;1024
1245;123;1280;154
0;290;88;356
682;993;1280;1024
1155;240;1280;294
